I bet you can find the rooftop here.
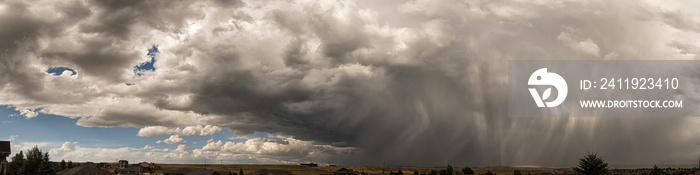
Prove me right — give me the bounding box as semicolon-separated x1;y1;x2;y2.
0;141;10;155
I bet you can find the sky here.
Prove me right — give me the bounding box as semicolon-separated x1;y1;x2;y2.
3;0;700;168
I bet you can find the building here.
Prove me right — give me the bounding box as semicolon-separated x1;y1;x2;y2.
96;162;111;169
301;163;318;167
247;169;295;175
119;160;129;168
0;141;10;175
119;167;141;175
333;168;359;175
137;162;160;172
57;164;112;175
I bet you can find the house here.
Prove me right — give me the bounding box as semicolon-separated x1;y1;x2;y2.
247;169;295;175
119;167;141;175
333;168;359;175
137;162;160;172
139;162;150;169
165;168;193;175
96;162;111;169
0;141;10;175
58;164;112;175
301;163;318;167
119;160;129;168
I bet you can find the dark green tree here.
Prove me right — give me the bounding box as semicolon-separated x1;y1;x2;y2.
445;165;454;175
7;151;25;175
398;170;404;175
19;163;25;175
650;165;661;175
572;152;609;175
59;160;66;171
461;167;474;175
67;161;73;168
414;170;420;175
240;168;244;175
514;169;522;175
430;170;438;175
484;170;494;175
25;146;44;175
37;152;55;175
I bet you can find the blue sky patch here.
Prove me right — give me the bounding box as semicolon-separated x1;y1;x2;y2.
134;45;159;76
46;67;77;76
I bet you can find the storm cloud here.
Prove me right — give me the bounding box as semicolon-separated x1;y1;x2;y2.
3;0;700;167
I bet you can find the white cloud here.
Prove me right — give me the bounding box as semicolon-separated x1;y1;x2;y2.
18;108;39;118
159;135;187;145
177;125;222;136
164;144;192;158
11;141;51;154
137;126;174;137
6;135;18;141
49;142;156;162
138;125;223;137
201;138;222;151
185;136;359;163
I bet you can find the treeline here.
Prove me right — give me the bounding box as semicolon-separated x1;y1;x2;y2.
6;145;76;175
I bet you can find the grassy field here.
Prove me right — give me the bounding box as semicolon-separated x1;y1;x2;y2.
148;164;562;175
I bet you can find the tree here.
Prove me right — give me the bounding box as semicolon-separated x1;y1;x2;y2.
484;170;494;175
572;152;609;175
445;165;454;175
25;146;44;175
414;170;420;175
398;170;404;175
37;152;55;175
7;151;25;175
514;169;522;175
430;170;438;175
60;160;66;171
650;165;661;175
67;161;73;168
240;168;244;175
461;167;474;175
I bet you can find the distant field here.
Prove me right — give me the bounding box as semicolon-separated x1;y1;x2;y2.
150;164;561;175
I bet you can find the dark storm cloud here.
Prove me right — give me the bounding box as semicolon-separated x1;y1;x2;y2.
82;0;204;37
4;0;700;166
